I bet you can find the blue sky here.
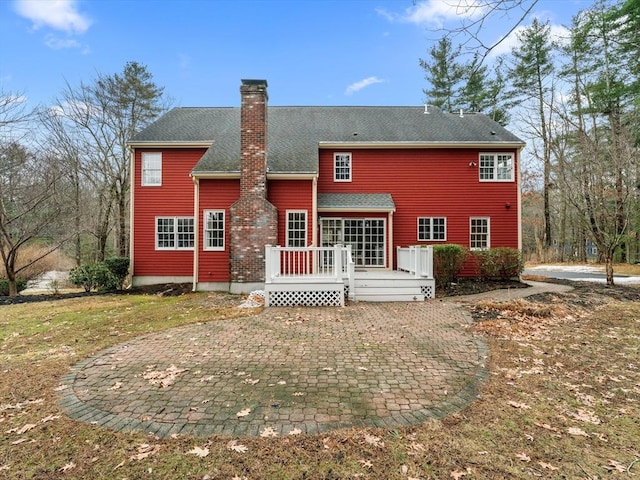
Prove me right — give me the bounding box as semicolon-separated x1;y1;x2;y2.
1;0;592;110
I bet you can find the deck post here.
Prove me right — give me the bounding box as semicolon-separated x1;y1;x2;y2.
334;244;342;282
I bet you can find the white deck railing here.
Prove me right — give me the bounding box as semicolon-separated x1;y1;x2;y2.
397;245;434;278
265;244;354;286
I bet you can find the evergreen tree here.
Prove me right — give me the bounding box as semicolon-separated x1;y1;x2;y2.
419;38;465;112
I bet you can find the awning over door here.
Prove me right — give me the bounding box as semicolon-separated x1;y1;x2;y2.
317;193;396;212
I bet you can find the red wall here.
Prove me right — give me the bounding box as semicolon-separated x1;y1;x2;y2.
268;179;314;246
132;148;205;277
317;148;519;269
198;179;240;282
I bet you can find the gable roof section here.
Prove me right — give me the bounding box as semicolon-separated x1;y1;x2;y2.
130;106;525;175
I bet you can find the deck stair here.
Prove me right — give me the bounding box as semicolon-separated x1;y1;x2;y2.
353;270;429;302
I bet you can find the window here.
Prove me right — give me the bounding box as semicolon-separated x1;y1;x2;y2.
470;217;490;250
142;152;162;186
204;210;225;250
286;210;307;247
334;152;352;182
418;217;446;241
156;217;194;250
479;153;514;181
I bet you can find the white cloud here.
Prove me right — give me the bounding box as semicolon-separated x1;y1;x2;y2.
44;34;81;50
344;77;385;96
489;22;571;57
14;0;91;34
377;0;485;27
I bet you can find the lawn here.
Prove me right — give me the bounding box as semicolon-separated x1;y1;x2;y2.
1;284;638;479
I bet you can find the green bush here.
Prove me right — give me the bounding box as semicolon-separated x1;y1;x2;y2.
103;257;130;289
69;263;118;292
475;247;524;280
0;279;27;296
433;244;470;288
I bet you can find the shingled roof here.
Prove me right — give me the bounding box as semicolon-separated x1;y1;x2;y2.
129;106;525;175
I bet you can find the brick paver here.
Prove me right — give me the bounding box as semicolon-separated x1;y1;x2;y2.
59;301;490;438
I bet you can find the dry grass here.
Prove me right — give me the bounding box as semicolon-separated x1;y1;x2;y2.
1;286;639;479
1;244;75;281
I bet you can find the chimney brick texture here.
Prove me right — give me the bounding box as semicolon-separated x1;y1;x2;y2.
229;80;278;284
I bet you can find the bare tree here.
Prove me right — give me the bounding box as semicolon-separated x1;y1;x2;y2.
0;142;73;296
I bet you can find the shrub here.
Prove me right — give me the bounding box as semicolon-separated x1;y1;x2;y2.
103;257;130;289
433;244;469;288
475;247;524;280
69;263;118;292
0;279;27;296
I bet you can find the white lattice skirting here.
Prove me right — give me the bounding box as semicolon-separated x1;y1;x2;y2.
266;289;344;307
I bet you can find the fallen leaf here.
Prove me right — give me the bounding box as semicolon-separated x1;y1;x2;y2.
227;440;248;453
187;446;209;457
538;461;559;471
40;415;60;423
292;392;305;397
129;443;161;461
567;427;589;437
108;382;122;390
450;469;467;479
516;453;531;462
508;400;531;409
59;462;76;472
363;434;385;448
236;408;251;418
11;438;27;445
359;459;373;468
260;426;279;438
606;460;626;473
15;423;37;435
288;428;302;436
242;378;260;385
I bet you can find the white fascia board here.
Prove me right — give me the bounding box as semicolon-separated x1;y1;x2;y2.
318;141;526;149
128;141;213;148
267;172;317;180
190;172;241;179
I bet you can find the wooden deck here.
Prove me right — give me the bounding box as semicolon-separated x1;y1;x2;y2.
264;245;435;306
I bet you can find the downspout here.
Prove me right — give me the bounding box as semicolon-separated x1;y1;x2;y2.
312;175;318;245
128;146;135;284
517;147;523;251
192;176;200;292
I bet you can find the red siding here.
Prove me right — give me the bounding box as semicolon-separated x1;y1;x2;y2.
268;179;314;246
318;148;519;271
132;148;205;277
198;179;240;282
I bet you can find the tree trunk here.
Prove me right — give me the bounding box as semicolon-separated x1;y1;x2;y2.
605;254;615;286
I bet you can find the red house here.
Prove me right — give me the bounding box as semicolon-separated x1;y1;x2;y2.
128;79;524;305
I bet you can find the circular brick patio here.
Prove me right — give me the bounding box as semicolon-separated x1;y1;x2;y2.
58;301;488;438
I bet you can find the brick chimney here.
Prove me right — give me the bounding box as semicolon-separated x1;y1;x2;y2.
229;79;278;291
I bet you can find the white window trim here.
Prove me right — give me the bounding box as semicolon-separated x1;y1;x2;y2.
333;152;352;182
417;217;447;241
470;217;491;251
142;152;162;186
203;210;225;251
155;216;194;250
479;152;514;182
286;210;308;247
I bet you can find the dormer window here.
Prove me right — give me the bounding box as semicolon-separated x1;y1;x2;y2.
334;152;352;182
